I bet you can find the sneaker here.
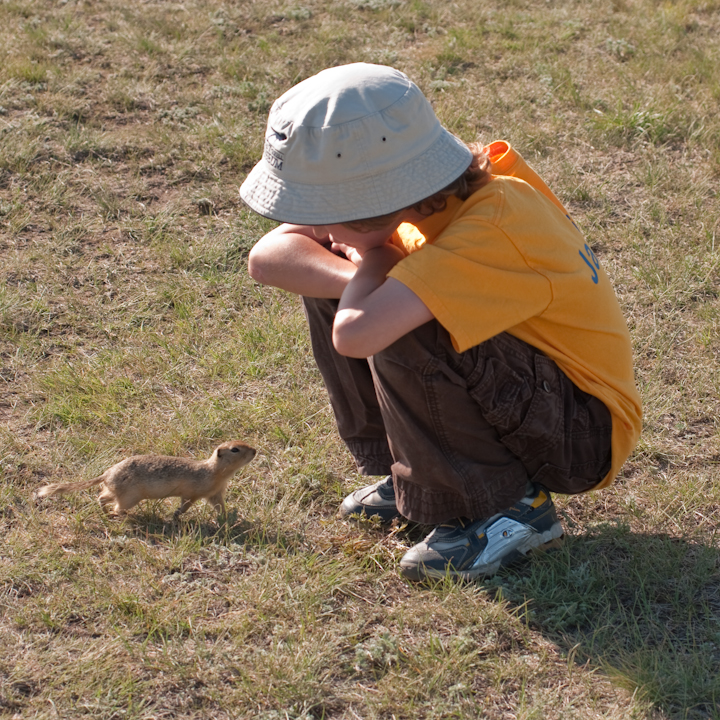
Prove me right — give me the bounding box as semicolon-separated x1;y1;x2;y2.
399;484;564;582
339;475;401;523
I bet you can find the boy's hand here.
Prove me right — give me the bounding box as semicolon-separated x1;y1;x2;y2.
332;241;403;269
329;242;362;264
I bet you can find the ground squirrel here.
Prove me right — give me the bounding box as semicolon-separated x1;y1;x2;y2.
36;440;256;517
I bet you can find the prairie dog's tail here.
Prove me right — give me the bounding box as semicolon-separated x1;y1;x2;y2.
36;474;106;498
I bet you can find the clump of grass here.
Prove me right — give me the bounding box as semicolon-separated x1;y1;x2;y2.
591;102;688;146
7;60;48;85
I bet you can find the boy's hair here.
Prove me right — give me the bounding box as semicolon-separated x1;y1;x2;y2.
343;142;492;232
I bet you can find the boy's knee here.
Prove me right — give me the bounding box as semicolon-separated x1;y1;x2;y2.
371;321;449;379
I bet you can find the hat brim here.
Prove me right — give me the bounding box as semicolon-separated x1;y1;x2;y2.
240;129;473;225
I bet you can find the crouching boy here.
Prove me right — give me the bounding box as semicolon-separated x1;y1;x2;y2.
240;63;642;582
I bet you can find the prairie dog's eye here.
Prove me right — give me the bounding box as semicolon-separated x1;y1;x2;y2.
231;447;240;453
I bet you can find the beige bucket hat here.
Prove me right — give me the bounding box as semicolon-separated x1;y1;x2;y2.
239;63;473;225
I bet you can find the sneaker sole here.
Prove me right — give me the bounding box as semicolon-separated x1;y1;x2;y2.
400;522;565;582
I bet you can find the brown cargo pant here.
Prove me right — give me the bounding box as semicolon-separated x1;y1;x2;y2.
303;297;612;525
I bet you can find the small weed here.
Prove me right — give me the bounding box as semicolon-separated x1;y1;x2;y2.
606;37;636;61
349;0;402;9
353;629;403;672
281;6;313;21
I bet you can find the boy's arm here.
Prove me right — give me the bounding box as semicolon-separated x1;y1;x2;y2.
248;224;357;298
333;244;434;358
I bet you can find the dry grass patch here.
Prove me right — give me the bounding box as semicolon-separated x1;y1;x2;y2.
1;0;720;717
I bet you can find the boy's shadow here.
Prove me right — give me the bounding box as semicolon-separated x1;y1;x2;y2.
486;523;720;718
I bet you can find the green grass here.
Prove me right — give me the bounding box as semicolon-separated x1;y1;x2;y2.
1;0;720;717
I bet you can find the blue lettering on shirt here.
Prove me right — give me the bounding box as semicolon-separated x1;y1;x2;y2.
578;243;600;284
566;215;600;284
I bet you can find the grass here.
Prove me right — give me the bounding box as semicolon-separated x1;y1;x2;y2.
1;0;720;717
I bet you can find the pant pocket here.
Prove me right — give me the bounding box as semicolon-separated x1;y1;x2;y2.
467;356;532;429
470;352;564;465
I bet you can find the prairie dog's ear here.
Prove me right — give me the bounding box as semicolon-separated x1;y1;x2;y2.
217;448;223;458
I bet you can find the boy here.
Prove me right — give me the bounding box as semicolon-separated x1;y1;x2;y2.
240;63;641;582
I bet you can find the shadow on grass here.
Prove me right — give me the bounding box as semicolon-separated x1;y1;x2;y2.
124;508;307;553
485;523;720;719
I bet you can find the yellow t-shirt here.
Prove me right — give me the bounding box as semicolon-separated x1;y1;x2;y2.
387;141;641;489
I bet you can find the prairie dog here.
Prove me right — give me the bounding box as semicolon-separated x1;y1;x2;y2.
36;440;256;518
